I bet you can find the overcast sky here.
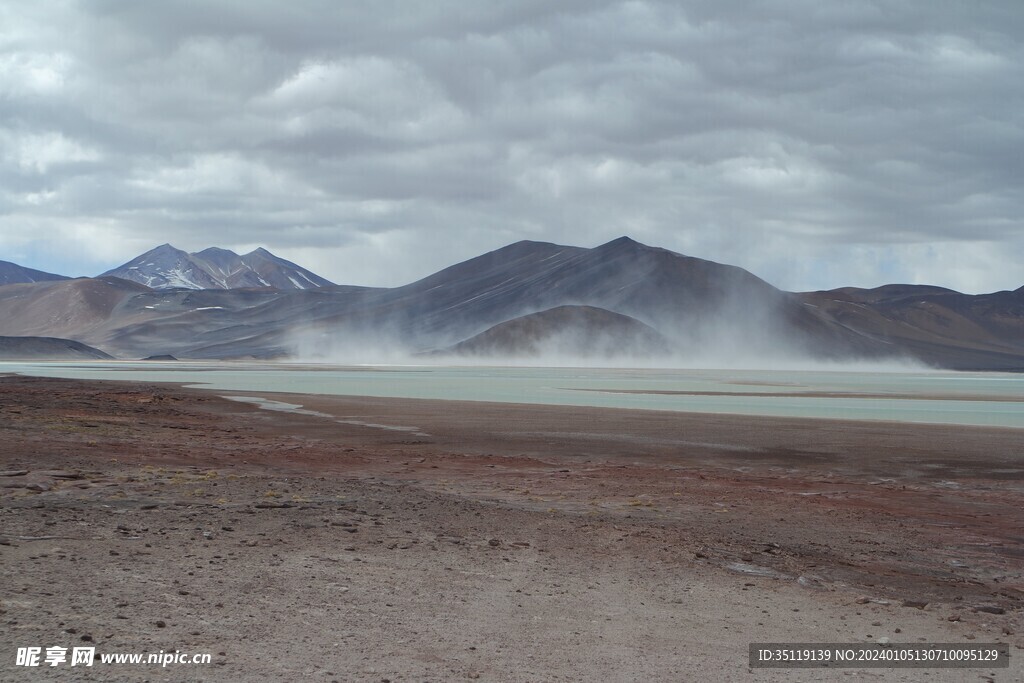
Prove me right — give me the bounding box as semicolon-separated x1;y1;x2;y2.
1;1;1021;293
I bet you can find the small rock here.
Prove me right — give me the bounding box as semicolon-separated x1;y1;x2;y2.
947;614;961;622
488;539;501;547
0;470;29;477
974;605;1005;615
80;635;93;642
155;620;166;628
40;470;82;479
901;600;928;610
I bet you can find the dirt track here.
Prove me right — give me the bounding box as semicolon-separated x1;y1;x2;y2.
1;375;1020;681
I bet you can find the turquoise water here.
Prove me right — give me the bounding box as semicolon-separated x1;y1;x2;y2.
3;362;1023;429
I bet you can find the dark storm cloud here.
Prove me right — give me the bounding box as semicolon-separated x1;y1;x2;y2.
1;0;1021;291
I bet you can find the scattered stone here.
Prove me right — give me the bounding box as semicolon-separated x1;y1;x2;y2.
0;470;29;477
974;605;1005;615
80;635;93;642
254;502;294;509
947;614;961;622
488;539;501;547
726;562;791;580
39;470;82;479
155;620;166;628
796;575;827;590
901;600;928;610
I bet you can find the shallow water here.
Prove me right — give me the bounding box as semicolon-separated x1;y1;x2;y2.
4;361;1023;429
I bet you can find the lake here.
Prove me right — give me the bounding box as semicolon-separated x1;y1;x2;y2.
4;361;1023;429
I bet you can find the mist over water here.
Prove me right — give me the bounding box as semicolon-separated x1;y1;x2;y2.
284;326;927;373
282;300;928;373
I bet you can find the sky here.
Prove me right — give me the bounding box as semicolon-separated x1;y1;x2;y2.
0;1;1021;293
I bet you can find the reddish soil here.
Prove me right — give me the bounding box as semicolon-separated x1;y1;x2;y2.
1;375;1021;681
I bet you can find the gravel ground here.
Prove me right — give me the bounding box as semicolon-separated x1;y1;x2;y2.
1;375;1020;682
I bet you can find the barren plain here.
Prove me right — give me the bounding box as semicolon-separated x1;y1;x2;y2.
1;374;1021;681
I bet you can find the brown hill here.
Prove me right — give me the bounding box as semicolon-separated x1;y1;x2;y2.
442;305;671;359
0;336;113;360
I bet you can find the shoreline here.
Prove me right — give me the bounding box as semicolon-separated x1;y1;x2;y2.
1;375;1021;681
5;364;1024;432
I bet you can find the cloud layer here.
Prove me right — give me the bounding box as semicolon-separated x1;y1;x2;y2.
1;1;1021;293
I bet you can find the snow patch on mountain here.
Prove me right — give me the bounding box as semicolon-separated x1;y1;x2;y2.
101;244;334;291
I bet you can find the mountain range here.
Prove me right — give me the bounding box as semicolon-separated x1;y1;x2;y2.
0;237;1021;370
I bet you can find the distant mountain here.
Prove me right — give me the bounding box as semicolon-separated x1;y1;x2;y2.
101;244;334;290
0;260;70;286
0;336;112;360
800;283;1024;370
0;236;1021;369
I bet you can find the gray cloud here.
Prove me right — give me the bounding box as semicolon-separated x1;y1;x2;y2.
0;0;1021;292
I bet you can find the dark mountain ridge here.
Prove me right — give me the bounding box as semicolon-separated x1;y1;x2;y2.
0;336;113;360
0;259;71;286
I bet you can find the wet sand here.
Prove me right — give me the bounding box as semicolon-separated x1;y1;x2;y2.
1;375;1021;681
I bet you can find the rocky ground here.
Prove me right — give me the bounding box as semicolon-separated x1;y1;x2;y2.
0;374;1021;682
